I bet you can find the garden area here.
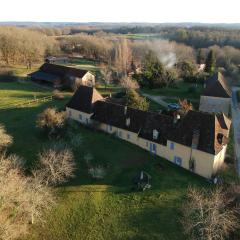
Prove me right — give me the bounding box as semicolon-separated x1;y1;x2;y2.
0;81;207;240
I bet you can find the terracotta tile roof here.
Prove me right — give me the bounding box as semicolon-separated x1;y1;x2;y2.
66;86;103;113
203;72;231;98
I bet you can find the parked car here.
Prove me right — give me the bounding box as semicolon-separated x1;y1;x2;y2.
167;103;180;111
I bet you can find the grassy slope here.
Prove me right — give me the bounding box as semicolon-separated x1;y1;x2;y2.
0;82;207;240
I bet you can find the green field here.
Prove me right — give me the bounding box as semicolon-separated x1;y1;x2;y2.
0;81;207;240
141;81;204;100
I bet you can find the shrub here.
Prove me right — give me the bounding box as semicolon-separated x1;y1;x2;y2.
88;166;106;180
0;124;13;151
36;108;66;139
126;89;149;111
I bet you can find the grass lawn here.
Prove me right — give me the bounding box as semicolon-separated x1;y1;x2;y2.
0;81;208;240
141;81;204;100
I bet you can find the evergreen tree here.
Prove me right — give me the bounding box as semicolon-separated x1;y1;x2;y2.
126;89;149;111
205;50;216;75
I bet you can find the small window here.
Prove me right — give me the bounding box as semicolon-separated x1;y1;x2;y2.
217;133;224;144
86;119;89;124
174;156;182;166
118;131;122;138
170;142;174;150
152;144;156;152
146;142;148;147
109;125;112;132
68;110;72;117
127;133;130;139
153;129;159;140
79;114;82;120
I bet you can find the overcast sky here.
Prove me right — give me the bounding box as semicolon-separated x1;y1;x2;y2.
1;0;240;23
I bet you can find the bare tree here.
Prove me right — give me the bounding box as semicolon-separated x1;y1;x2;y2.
120;75;139;90
36;107;66;138
0;152;54;240
182;187;239;240
33;144;75;186
0;124;13;151
100;63;113;89
115;38;132;77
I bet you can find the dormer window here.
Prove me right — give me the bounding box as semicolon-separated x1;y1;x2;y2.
217;133;224;144
126;118;130;126
153;129;159;140
124;106;127;115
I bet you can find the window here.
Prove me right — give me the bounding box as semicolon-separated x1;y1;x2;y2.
174;156;182;166
146;142;148;147
79;114;82;120
127;133;130;139
170;142;174;150
153;129;159;140
86;119;89;124
118;131;122;138
109;125;112;132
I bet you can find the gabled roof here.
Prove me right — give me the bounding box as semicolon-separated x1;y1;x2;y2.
66;86;103;113
40;63;88;78
203;72;231;98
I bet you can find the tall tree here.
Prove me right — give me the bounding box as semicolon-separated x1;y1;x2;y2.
205;50;216;75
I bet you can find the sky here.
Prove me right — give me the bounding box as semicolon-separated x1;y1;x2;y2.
1;0;240;23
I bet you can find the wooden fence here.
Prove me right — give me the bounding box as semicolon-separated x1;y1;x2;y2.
0;95;53;112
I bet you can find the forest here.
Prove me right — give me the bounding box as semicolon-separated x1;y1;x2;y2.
0;25;240;86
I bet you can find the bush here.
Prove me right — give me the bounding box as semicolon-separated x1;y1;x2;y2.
88;166;106;180
0;124;13;151
36;108;66;139
126;89;149;111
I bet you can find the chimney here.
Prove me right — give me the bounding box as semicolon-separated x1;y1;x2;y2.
192;129;200;149
173;114;181;124
126;118;130;127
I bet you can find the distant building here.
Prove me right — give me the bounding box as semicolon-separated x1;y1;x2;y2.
45;56;69;64
66;86;231;179
29;63;95;89
199;72;232;116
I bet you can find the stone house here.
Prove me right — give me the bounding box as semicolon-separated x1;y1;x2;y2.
66;86;231;179
199;72;231;116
